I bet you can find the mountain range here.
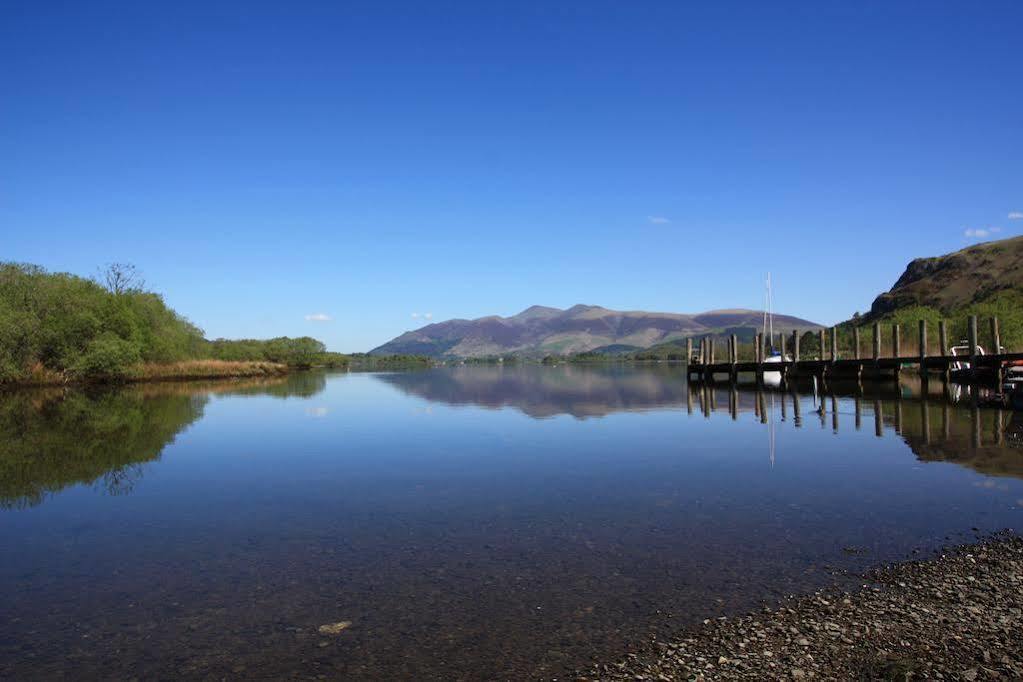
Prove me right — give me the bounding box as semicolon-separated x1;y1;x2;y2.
370;304;821;358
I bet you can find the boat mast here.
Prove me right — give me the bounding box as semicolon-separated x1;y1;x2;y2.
767;272;775;352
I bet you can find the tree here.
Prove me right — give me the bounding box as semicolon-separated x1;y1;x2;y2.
100;263;144;295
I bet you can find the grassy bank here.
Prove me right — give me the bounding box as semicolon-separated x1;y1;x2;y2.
126;360;290;382
5;360;292;386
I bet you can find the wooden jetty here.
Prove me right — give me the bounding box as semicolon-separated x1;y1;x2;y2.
687;315;1021;386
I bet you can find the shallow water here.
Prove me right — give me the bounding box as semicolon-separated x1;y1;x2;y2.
1;365;1021;679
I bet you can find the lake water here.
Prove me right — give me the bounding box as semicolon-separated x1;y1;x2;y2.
2;365;1022;679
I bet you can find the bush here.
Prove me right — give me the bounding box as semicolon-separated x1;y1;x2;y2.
73;334;142;380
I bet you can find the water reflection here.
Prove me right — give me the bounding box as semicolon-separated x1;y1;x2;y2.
0;373;327;509
690;380;1023;479
1;366;1022;680
378;364;689;418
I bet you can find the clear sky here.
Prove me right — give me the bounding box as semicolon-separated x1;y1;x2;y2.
3;2;1021;352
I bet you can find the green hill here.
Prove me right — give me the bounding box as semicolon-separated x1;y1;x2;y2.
867;235;1023;318
853;235;1023;351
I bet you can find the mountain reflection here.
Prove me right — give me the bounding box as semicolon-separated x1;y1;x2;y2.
375;364;690;418
0;373;327;509
379;366;1023;480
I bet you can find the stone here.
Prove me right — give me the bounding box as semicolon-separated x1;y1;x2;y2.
317;621;352;635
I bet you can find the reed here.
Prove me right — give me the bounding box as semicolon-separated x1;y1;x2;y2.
127;360;288;382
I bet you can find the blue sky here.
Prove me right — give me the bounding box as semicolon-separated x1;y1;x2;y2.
2;2;1020;352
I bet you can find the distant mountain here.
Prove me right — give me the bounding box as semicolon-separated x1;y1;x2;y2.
370;304;822;358
866;235;1023;318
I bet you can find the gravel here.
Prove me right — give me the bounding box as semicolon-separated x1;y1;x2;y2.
580;532;1023;681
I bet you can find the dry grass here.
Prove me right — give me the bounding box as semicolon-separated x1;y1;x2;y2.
2;360;290;387
127;360;289;382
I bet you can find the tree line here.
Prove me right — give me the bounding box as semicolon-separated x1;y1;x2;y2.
0;262;348;383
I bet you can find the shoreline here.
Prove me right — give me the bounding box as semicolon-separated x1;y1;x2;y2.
582;531;1023;681
0;360;295;388
0;359;437;389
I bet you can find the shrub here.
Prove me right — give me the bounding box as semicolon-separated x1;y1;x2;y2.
73;334;142;381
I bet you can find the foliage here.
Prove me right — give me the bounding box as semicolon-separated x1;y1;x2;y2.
836;291;1023;356
348;353;434;369
74;334;142;379
0;262;348;383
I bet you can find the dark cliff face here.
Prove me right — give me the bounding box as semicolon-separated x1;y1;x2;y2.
867;235;1023;318
371;305;822;358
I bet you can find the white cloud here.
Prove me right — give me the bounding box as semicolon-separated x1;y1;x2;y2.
411;312;434;320
964;227;1002;238
304;313;331;321
648;216;671;224
1009;212;1023;220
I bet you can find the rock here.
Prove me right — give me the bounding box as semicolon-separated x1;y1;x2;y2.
317;621;352;635
581;534;1023;682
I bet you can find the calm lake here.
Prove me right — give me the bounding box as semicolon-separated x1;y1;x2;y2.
2;365;1022;679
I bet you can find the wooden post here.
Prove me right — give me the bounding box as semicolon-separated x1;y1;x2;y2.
938;320;948;357
685;338;693;365
853;326;861;360
755;333;763;364
818;329;825;361
922;401;931;445
968;315;978;366
793;330;800;362
892;324;901;359
992;317;1003;384
730;334;738;364
830;326;838;362
710;337;716;364
918;320;927;364
873;322;881;360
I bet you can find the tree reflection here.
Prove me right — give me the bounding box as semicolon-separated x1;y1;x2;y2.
0;372;328;508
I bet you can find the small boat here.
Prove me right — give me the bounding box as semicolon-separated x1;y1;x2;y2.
948;341;988;372
761;274;790;387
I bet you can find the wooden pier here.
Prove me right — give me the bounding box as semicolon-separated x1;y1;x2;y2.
687;315;1020;386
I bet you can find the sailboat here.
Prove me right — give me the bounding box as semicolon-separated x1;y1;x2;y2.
761;273;790;387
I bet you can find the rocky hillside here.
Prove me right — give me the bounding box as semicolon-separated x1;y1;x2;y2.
371;304;821;358
868;235;1023;318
